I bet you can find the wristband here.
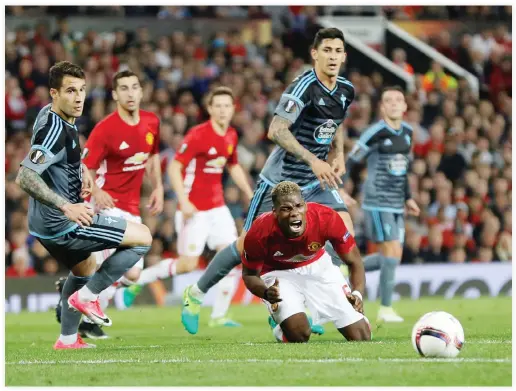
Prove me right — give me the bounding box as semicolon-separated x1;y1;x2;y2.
351;290;362;301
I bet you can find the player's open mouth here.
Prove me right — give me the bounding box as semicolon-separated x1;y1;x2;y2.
328;64;338;70
289;220;302;232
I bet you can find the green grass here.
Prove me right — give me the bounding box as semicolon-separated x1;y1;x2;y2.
5;297;512;386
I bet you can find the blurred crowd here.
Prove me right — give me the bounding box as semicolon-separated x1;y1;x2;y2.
5;6;512;277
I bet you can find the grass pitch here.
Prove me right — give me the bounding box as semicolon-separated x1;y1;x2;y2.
5;297;512;386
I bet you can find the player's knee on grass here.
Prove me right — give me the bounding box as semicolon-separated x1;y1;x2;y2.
281;313;312;343
338;211;355;236
176;256;200;274
338;318;371;341
380;241;403;260
122;221;153;248
71;254;97;277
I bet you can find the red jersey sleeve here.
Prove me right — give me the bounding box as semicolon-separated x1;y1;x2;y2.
227;131;238;166
83;124;108;170
241;228;266;271
173;129;200;167
324;209;356;255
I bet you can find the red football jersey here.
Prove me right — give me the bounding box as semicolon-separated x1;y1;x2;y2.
242;203;356;275
174;120;238;211
83;110;160;216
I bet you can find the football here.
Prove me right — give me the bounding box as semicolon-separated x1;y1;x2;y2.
411;311;465;358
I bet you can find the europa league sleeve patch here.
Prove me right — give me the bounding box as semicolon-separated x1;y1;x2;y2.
284;100;296;113
29;149;46;164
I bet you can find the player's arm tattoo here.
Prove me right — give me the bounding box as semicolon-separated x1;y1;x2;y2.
267;115;318;165
16;166;69;210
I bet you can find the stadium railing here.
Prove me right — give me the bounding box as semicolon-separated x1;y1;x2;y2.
385;21;479;98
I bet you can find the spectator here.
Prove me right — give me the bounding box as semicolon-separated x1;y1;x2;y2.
4;7;511;274
434;31;457;62
438;133;467;183
391;48;414;75
420;225;447;263
422;61;458;93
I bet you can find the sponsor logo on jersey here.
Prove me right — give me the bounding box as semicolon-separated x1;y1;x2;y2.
72;139;77;149
318;97;325;106
384;139;393;146
123;152;150;171
285;253;317;263
273;251;284;257
284;100;296;113
308;242;322;252
313;119;337;145
204;156;227;173
179;143;187;154
119;141;130;150
387;153;408;176
29;149;46;164
146;132;154;146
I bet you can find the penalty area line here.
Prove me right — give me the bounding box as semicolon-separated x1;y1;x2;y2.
6;358;511;365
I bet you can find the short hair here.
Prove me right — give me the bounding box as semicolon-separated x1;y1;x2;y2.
206;86;234;106
271;181;302;208
380;85;405;100
113;70;140;90
312;27;345;50
48;61;85;90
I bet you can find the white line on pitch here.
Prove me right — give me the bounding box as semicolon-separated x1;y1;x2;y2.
6;358;511;365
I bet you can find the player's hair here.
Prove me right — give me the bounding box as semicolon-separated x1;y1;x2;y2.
206;86;234;106
312;28;345;50
48;61;85;90
112;70;141;90
271;181;302;207
380;85;405;100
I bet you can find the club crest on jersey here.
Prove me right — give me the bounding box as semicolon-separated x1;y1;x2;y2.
146;132;154;146
340;94;347;109
314;119;337;145
227;144;234;155
284;100;296;113
29;149;46;164
308;242;322;252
